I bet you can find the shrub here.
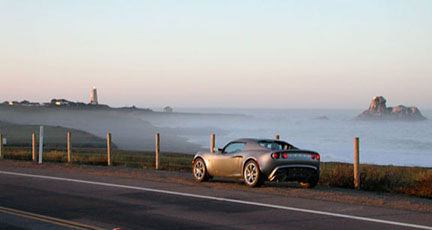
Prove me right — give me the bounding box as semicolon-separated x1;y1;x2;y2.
320;163;354;188
320;162;431;198
398;170;432;198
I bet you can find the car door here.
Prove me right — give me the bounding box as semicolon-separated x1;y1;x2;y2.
212;142;245;177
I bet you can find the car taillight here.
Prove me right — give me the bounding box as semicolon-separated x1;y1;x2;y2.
272;153;280;159
310;153;320;160
281;153;287;159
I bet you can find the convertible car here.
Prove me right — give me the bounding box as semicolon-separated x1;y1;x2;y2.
192;138;320;188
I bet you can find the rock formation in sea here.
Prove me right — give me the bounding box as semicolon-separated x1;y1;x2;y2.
356;96;426;121
313;116;329;120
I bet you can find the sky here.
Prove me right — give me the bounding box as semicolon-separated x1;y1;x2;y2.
0;0;431;109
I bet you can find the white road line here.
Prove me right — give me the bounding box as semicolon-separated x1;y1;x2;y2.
0;170;431;230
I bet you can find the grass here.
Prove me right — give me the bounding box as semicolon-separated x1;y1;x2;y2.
2;147;431;198
319;162;432;198
2;146;193;171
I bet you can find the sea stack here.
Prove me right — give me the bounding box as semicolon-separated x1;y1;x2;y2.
356;96;426;121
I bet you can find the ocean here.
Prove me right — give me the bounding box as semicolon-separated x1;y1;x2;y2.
153;108;432;167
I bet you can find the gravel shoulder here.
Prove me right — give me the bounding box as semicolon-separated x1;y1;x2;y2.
1;159;431;213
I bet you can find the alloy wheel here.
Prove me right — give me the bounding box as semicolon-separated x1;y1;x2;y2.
244;162;258;185
194;160;204;180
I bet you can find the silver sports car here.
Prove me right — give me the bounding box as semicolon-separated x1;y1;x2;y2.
192;138;320;187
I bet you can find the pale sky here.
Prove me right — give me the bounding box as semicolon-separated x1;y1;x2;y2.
1;0;431;109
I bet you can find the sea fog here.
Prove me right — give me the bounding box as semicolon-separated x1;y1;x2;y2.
147;108;432;167
1;105;430;167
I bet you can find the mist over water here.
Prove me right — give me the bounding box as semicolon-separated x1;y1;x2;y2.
148;108;432;167
1;105;430;167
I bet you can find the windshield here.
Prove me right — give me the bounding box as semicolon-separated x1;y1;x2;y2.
258;141;295;150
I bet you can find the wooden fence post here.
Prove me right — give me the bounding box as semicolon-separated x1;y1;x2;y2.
107;133;112;166
32;133;36;161
67;132;72;164
354;137;360;189
155;133;160;170
38;126;44;164
0;134;3;160
210;134;215;153
274;135;280;140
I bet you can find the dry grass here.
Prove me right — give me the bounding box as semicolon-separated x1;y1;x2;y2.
2;147;431;198
2;146;193;171
320;162;432;198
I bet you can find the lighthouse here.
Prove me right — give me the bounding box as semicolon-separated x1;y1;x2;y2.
90;87;98;105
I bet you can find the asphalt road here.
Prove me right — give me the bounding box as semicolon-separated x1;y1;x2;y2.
0;165;431;230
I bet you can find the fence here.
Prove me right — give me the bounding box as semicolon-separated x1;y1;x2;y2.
0;130;362;188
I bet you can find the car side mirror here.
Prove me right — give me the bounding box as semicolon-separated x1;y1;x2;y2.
213;147;222;153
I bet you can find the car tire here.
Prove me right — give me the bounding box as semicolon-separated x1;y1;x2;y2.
193;158;209;182
298;176;319;188
243;160;264;187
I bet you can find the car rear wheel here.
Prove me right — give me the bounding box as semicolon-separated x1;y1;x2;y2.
243;161;264;187
193;158;209;182
298;176;319;188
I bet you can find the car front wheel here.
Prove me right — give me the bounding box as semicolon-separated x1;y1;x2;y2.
193;158;209;182
243;160;264;187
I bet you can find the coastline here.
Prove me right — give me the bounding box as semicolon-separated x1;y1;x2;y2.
0;106;431;167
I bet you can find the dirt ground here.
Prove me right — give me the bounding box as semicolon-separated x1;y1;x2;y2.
1;159;431;213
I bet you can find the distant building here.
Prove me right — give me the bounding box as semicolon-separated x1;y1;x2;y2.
90;87;98;105
20;100;40;106
8;101;19;106
51;99;71;106
4;100;40;106
164;106;173;113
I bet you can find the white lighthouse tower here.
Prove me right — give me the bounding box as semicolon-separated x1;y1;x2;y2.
90;87;98;105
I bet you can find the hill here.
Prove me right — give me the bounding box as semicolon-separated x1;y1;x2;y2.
0;105;207;153
0;121;112;148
